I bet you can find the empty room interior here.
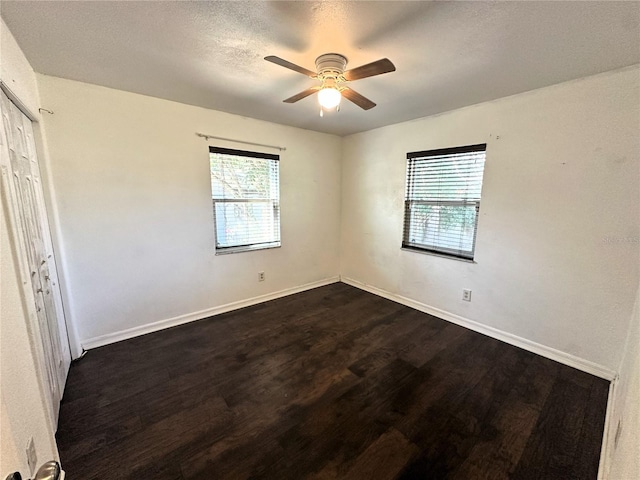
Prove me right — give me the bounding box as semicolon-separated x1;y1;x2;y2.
1;1;639;479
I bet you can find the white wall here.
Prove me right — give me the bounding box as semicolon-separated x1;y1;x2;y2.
37;75;342;345
340;66;640;373
608;283;640;479
0;18;38;115
0;18;59;477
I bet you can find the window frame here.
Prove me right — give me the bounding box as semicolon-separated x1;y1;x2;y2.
401;143;487;262
209;146;281;255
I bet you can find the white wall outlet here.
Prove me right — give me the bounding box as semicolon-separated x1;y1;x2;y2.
26;437;37;475
258;271;265;282
462;289;472;302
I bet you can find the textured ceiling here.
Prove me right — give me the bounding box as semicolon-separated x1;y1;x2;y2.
2;1;639;136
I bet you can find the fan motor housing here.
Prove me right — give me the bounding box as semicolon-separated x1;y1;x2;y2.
315;53;347;77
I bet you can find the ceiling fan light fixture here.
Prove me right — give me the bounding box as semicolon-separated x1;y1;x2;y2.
318;87;341;109
266;52;394;112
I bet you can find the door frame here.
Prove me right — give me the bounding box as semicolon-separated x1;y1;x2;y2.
1;82;77;429
1;80;82;360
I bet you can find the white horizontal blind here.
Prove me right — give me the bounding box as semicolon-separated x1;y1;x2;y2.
403;144;486;260
210;147;280;253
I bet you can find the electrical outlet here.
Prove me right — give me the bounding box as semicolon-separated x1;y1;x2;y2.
26;437;37;475
258;271;265;282
462;289;472;302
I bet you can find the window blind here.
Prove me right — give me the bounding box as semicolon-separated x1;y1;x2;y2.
210;146;281;253
402;144;486;260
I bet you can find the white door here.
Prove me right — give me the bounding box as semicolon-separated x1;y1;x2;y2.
0;90;70;425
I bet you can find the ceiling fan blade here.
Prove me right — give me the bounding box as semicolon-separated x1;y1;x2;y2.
343;58;396;81
265;56;317;78
342;88;376;110
283;87;320;103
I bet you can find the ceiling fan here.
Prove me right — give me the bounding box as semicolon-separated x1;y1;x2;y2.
265;53;396;115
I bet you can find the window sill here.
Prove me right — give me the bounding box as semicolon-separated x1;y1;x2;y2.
400;247;477;264
215;244;281;255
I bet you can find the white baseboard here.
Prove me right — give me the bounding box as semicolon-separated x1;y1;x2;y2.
84;274;617;381
598;377;619;480
81;276;340;350
341;276;617;381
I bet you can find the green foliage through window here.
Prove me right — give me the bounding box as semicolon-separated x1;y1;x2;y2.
210;147;280;253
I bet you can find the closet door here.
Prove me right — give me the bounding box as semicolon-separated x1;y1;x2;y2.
0;90;70;425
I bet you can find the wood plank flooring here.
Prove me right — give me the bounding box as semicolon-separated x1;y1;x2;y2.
56;283;609;479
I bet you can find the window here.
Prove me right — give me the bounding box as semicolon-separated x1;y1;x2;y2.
210;146;280;253
402;144;486;261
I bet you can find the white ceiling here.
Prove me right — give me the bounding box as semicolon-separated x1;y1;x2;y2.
2;1;639;136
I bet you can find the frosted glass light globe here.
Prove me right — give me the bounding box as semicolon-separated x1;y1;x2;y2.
318;87;341;109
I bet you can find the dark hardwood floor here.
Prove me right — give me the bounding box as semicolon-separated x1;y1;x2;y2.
57;282;609;479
